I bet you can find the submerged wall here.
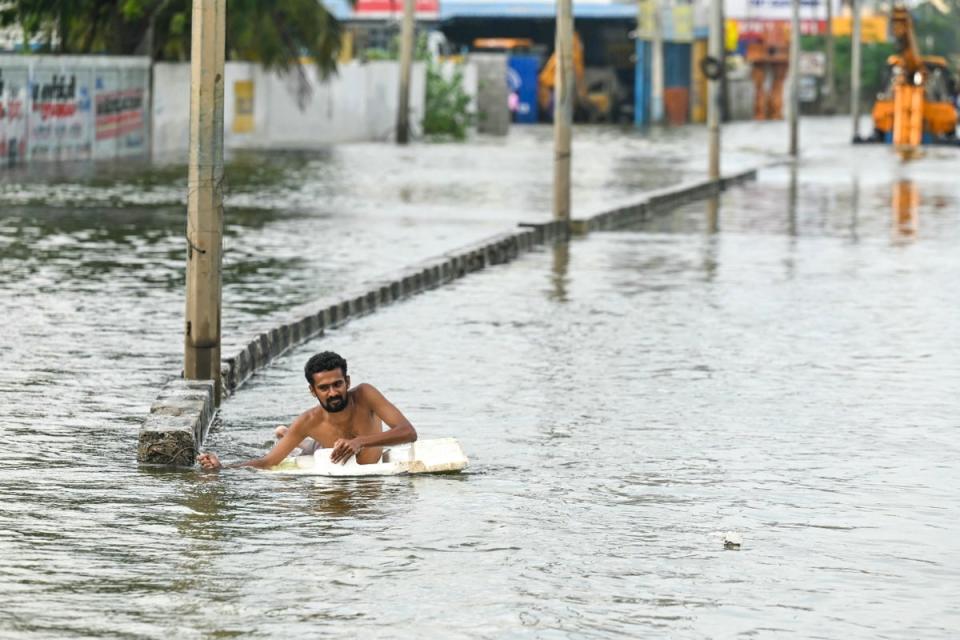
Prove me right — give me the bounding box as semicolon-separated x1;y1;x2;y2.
0;55;150;166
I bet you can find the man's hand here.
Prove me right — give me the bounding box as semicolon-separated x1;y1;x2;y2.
197;452;223;470
330;438;362;464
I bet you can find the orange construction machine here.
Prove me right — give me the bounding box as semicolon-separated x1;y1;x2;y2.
745;27;790;120
537;33;625;123
866;4;959;151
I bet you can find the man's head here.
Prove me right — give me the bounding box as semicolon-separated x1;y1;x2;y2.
304;351;350;413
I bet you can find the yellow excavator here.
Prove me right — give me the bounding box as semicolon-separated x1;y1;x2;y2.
866;4;959;153
537;33;621;122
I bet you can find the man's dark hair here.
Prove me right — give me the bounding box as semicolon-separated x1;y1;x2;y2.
304;351;348;383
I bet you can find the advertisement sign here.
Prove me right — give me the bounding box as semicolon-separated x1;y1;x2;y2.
28;68;93;162
233;80;254;133
93;67;148;157
636;1;695;43
1;56;150;168
726;0;842;21
832;16;890;43
0;67;28;164
354;0;438;18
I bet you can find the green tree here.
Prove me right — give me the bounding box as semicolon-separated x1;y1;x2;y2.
423;61;474;140
912;0;960;62
0;0;343;76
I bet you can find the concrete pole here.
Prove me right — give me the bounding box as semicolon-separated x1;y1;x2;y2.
707;0;722;181
825;0;836;111
553;0;574;221
788;0;800;156
850;0;862;140
184;0;226;405
719;0;729;122
396;0;415;144
651;0;665;124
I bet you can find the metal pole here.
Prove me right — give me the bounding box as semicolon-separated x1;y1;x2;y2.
396;0;415;144
184;0;226;405
825;0;836;112
851;0;862;140
708;0;722;181
651;0;665;124
553;0;574;221
789;0;800;156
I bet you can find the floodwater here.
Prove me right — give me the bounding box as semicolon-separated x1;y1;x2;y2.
1;119;958;638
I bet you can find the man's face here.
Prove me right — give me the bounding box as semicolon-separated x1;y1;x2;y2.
310;369;350;413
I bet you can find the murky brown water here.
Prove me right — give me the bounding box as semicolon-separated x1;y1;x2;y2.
1;120;957;638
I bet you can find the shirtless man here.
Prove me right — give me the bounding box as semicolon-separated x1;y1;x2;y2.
196;351;417;470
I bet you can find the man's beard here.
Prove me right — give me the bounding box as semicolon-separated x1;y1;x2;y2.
322;395;347;413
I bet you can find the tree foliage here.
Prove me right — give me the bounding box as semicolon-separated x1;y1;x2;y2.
0;0;343;76
423;62;473;141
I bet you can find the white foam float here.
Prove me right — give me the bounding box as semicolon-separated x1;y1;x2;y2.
263;438;469;477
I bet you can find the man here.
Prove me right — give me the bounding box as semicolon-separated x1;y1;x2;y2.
196;351;417;470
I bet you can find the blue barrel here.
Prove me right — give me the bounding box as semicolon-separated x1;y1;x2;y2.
507;55;539;124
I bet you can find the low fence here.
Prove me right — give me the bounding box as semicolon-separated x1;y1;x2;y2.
0;55;150;165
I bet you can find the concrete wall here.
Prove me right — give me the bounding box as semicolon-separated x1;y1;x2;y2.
0;55;150;167
153;60;426;159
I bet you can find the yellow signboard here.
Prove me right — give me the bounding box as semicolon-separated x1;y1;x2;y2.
233;80;254;134
832;16;889;44
725;19;739;52
636;1;695;43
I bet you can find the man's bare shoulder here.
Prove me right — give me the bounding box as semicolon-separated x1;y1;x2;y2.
352;383;386;403
291;405;325;430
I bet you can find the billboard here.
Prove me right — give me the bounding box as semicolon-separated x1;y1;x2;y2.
0;55;149;168
726;0;842;21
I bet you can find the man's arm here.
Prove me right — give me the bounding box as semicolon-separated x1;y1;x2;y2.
330;384;417;463
197;414;312;470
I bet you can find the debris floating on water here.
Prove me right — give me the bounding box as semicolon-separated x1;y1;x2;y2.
723;531;743;550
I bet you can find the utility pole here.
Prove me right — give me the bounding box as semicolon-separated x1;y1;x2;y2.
651;0;665;124
851;0;862;141
708;0;722;181
719;0;730;122
184;0;226;405
396;0;415;144
789;0;800;156
825;0;836;112
554;0;574;221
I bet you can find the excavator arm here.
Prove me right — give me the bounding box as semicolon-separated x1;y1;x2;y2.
537;33;586;116
890;6;923;77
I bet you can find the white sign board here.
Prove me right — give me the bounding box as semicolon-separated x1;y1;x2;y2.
725;0;843;20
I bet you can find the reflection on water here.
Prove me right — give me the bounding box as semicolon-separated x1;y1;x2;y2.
549;242;570;302
308;480;387;518
892;179;919;237
705;194;719;234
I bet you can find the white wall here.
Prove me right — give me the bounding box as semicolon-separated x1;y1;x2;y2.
152;60;427;160
0;55;150;167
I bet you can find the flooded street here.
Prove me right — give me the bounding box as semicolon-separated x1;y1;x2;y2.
1;119;958;637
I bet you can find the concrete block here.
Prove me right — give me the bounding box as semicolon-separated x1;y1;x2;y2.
351;294;366;315
326;304;340;327
139;379;215;466
470;53;510;136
